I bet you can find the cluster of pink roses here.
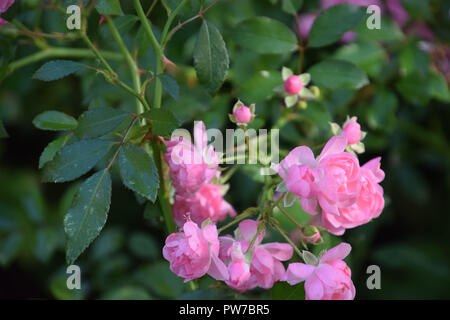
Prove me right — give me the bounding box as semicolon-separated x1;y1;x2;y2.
276;118;385;235
164;121;236;227
161;114;380;299
163;218;355;299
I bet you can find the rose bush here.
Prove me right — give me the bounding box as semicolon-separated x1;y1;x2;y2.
0;0;448;301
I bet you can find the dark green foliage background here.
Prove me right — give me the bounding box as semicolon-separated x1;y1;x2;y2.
0;0;449;299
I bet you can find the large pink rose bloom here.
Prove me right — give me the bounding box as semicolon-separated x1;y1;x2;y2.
173;183;236;227
163;221;229;282
219;220;293;292
276;135;361;216
315;150;361;216
321;157;385;235
282;243;355;300
0;0;14;26
164;121;219;195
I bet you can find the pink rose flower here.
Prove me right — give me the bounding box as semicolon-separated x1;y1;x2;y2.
315;150;361;216
276;135;361;216
321;157;384;235
172;183;236;227
342;117;362;144
219;220;293;291
163;221;229;282
164;121;219;194
284;75;303;95
282;243;355;300
0;0;14;26
233;105;253;124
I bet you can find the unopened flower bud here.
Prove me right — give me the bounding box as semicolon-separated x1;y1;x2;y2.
342;118;362;145
284;75;303;95
302;226;322;244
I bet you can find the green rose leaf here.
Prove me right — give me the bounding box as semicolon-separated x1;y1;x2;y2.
194;20;229;94
159;74;179;101
42;139;113;183
95;0;123;16
308;59;369;90
75;107;130;139
231;17;298;54
65;170;112;265
282;0;303;15
118;143;159;202
33;60;84;82
309;4;365;48
39;134;72;169
141;109;181;137
272;281;305;300
33;111;78;131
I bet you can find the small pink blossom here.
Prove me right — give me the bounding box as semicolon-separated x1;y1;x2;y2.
284;75;303;95
233;105;253;124
163;221;229;282
282;243;355;300
342;117;362;144
164;121;219;195
172;183;236;227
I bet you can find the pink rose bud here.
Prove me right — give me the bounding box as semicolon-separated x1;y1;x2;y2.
342;120;362;144
233;105;252;124
302;226;322;244
284;75;303;95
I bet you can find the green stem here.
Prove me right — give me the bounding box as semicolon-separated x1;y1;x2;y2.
4;47;121;78
80;32;150;110
134;0;176;234
246;221;265;253
80;32;116;75
133;0;163;108
218;207;258;233
152;139;176;234
271;219;303;259
161;0;189;44
106;16;145;114
276;204;304;230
